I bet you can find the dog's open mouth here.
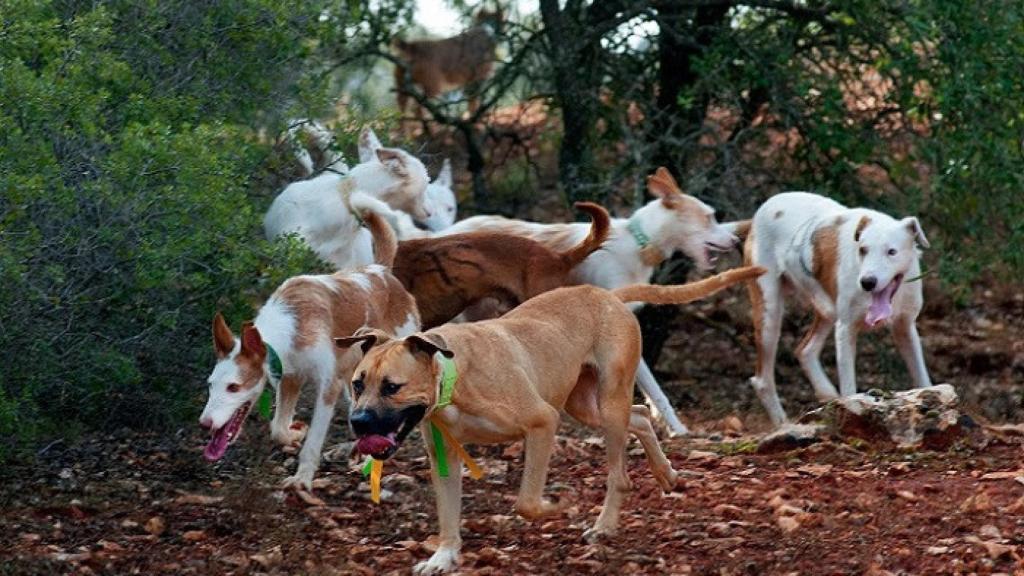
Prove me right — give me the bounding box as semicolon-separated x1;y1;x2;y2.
355;432;399;459
704;242;733;265
204;401;252;462
352;405;426;461
865;274;903;328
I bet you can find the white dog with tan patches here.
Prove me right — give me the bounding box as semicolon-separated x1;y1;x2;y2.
357;128;458;234
744;191;933;426
264;128;433;270
200;212;420;490
441;167;741;435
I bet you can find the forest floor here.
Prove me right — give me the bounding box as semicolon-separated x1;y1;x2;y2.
2;282;1023;576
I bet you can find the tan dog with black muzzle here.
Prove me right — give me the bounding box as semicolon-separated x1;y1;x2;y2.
335;265;765;575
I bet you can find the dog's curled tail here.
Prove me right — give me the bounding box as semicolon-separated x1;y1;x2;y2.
363;210;398;268
613;266;766;305
559;202;611;267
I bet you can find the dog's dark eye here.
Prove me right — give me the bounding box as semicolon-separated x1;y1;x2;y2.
352;379;365;397
887;248;898;256
859;246;868;256
381;381;403;397
227;383;240;393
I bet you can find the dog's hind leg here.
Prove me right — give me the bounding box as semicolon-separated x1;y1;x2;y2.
748;274;789;426
415;421;464;575
628;405;678;492
585;361;635;542
512;404;564;521
891;315;932;389
634;360;689;436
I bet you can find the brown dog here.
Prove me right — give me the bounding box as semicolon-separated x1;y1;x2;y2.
336;265;765;574
393;8;502;117
392;202;610;328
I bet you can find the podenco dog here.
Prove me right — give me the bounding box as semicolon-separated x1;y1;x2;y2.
357;128;458;234
394;202;610;329
744;191;932;426
335;265;763;575
264;128;431;270
200;211;420;490
441;167;741;435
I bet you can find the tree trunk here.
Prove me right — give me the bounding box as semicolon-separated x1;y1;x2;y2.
651;3;729;169
641;4;730;367
456;123;490;213
539;0;603;205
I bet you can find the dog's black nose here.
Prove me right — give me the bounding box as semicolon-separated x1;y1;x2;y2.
349;409;377;436
860;276;877;292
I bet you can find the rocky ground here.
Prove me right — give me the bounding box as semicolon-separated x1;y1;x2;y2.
2;282;1022;576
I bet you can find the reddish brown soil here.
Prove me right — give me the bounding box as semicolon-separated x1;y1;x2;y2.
3;425;1024;576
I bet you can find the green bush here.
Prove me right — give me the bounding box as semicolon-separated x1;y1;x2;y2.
0;0;381;458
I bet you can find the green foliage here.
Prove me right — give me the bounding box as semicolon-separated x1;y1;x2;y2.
0;0;390;458
590;1;1024;290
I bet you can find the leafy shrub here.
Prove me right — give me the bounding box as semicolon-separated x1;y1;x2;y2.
0;0;374;458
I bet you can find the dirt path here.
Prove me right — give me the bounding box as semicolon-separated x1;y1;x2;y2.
4;428;1024;575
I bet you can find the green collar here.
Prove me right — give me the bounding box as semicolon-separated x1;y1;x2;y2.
627;218;651;249
435;355;458;410
266;342;283;384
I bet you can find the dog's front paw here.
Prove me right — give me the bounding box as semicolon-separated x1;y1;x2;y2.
279;468;315;492
413;547;460;575
272;421;308;448
582;525;617;544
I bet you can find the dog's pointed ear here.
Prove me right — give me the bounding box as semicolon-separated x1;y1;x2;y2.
240;322;266;359
405;333;454;359
213;312;235;359
376;148;408;176
435;158;453;188
358;127;382;163
335;327;392;354
901;216;930;248
647;167;682;207
854;215;872;242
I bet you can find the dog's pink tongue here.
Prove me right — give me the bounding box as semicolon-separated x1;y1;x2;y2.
865;286;895;327
204;428;230;462
355;434;397;456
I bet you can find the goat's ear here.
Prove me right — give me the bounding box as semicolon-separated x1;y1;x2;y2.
901;216;930;248
335;327;392;354
240;322;266;360
213;312;235;359
358;128;382;163
435;158;453;188
405;333;454;359
376;148;408;176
